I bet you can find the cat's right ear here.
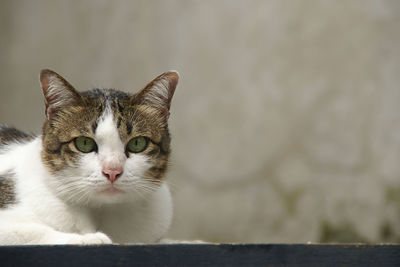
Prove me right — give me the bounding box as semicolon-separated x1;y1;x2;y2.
40;69;84;120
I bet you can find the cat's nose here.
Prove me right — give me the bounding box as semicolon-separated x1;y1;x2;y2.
102;168;123;183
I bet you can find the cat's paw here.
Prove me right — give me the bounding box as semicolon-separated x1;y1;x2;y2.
66;232;112;245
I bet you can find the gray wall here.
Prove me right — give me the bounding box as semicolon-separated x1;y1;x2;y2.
1;0;400;243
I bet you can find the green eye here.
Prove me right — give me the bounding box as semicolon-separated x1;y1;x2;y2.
127;136;148;153
74;136;97;153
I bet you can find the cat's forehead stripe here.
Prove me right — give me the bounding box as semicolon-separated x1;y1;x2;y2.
86;89;126;134
117;117;122;129
92;120;98;134
126;122;132;135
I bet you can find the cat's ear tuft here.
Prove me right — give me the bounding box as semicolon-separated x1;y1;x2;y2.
40;69;84;120
134;71;179;117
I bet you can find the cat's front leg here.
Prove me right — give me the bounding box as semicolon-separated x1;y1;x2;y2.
0;222;112;245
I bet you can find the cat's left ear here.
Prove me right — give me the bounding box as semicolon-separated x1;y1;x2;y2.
133;71;179;118
40;69;85;120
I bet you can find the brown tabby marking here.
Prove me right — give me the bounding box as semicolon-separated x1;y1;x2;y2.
0;173;16;208
0;126;33;146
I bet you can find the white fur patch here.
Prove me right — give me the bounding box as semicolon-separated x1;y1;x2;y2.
95;111;126;168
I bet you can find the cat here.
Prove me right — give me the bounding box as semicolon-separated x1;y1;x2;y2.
0;69;178;244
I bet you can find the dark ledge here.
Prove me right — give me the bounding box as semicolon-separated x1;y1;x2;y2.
0;244;399;266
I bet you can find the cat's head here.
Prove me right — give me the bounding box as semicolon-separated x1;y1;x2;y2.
39;69;178;206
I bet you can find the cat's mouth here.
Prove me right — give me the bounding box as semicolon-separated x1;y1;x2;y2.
100;185;125;195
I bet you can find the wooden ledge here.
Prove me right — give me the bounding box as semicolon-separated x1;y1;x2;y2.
1;244;399;266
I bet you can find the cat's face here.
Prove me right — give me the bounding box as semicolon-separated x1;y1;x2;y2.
39;69;178;206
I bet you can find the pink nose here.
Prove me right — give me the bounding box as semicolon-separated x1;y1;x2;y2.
102;168;123;183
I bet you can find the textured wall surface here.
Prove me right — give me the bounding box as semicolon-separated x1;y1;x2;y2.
1;0;400;243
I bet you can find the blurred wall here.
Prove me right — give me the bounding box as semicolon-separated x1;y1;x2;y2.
1;0;400;243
